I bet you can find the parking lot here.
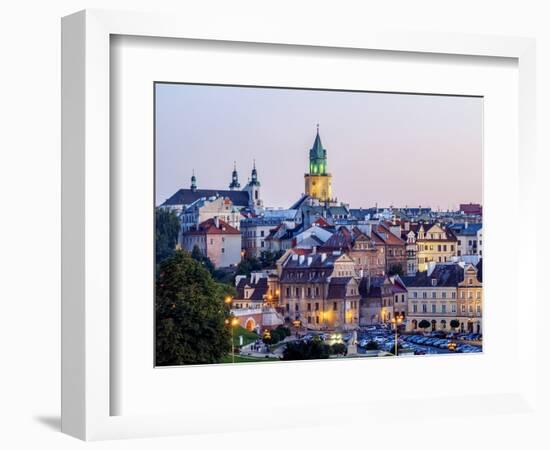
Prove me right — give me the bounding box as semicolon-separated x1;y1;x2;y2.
299;325;483;356
356;325;483;355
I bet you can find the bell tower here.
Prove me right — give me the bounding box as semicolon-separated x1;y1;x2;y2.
304;125;332;202
229;161;241;190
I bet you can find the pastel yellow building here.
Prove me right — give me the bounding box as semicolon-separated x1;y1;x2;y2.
416;223;457;272
304;126;332;202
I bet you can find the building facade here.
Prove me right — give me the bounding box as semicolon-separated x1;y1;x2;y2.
415;223;458;272
241;217;285;258
457;263;483;333
180;218;242;268
449;222;483;257
279;251;360;331
403;262;482;334
180;195;242;233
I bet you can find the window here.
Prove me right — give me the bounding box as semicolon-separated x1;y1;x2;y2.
461;305;466;313
452;304;457;313
315;302;319;311
307;317;312;324
477;291;481;299
413;292;418;299
422;304;427;313
441;304;447;313
469;278;473;285
432;292;436;299
422;292;427;299
402;294;405;303
442;292;446;299
307;287;311;297
413;304;418;313
315;287;320;297
431;304;436;313
315;316;319;324
452;292;456;299
286;287;290;297
333;302;337;311
260;230;264;237
221;248;225;253
307;303;311;311
451;245;454;252
295;303;299;312
477;304;481;313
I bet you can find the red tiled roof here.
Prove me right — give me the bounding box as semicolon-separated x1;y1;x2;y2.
313;217;331;228
373;224;405;245
186;218;240;235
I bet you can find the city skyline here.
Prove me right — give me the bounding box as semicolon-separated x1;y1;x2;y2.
155;83;483;210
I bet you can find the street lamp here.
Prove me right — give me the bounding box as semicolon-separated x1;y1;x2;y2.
225;317;239;363
390;314;404;356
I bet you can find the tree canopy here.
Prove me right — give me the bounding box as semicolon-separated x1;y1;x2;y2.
282;338;330;360
156;250;231;366
387;264;404;277
418;319;431;330
155;208;180;265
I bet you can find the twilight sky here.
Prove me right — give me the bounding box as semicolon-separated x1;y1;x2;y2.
155;83;482;210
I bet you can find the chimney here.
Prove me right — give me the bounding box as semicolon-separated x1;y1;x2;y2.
214;216;220;228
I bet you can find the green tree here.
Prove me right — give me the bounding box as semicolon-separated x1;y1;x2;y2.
365;340;379;351
331;343;347;356
450;319;460;331
418;319;431;331
387;264;404;276
282;338;330;360
190;245;215;274
155;208;180;265
259;250;284;269
235;255;262;277
155;250;231;366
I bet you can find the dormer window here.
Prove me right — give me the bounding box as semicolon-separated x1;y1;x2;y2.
431;279;437;287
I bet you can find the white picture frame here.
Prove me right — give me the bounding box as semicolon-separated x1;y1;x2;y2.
61;9;538;441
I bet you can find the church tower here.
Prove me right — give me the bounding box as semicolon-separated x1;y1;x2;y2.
190;170;197;192
244;160;263;211
229;162;241;190
304;125;332;202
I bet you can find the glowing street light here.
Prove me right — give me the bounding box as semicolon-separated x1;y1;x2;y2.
390;314;404;356
225;317;239;363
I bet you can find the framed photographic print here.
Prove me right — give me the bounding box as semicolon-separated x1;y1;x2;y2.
62;9;539;441
154;81;484;367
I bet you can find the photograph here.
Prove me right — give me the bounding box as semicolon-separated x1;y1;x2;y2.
154;83;483;366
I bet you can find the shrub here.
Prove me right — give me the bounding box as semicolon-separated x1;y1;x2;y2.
365;341;379;351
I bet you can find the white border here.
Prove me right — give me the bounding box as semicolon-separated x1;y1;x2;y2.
61;9;537;441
